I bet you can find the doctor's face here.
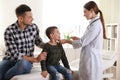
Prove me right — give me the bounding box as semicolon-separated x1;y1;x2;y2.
84;8;93;20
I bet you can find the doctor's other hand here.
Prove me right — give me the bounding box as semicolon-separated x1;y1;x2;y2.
71;36;80;40
41;71;48;78
37;52;47;61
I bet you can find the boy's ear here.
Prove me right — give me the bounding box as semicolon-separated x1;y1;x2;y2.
50;33;54;38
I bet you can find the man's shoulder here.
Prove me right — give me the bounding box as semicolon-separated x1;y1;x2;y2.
5;23;17;31
32;23;38;28
32;23;37;26
29;23;38;30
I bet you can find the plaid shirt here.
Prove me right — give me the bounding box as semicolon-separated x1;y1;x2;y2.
3;21;44;61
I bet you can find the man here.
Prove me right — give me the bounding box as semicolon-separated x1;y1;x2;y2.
0;4;46;80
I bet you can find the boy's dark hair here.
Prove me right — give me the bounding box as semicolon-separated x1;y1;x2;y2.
46;26;58;39
15;4;31;16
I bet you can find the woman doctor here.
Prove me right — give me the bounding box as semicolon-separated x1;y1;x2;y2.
61;1;107;80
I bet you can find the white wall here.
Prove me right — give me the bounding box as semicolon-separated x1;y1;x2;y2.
99;0;120;24
0;0;43;47
117;25;120;80
100;0;120;80
117;0;120;80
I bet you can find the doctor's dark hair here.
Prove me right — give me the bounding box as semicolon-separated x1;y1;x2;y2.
84;1;107;39
15;4;31;17
46;26;58;39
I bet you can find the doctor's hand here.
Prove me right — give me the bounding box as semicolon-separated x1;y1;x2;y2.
41;71;48;78
71;36;80;40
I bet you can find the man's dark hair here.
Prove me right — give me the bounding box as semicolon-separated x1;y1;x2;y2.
46;26;58;39
15;4;31;16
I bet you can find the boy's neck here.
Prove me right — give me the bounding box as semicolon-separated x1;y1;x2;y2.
49;39;58;45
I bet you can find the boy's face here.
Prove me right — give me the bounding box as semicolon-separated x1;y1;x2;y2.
51;29;60;40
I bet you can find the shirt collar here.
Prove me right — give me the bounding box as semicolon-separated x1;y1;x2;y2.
89;16;100;24
15;21;30;31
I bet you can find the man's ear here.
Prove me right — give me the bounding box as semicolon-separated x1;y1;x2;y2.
18;16;23;22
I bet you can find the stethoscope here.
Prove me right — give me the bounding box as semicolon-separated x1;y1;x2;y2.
89;18;100;26
85;18;100;34
87;18;100;29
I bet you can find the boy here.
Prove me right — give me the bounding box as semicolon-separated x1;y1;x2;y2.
41;26;72;80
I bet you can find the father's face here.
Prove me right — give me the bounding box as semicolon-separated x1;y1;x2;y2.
22;11;33;26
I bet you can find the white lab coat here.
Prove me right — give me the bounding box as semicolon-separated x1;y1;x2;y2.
72;16;103;80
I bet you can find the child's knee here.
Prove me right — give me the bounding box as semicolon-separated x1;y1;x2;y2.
64;70;72;80
56;72;61;77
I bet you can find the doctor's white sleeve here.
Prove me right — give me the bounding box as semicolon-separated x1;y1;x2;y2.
72;40;82;49
72;23;101;49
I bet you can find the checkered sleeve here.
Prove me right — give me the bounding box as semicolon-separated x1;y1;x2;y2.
4;28;23;60
35;25;45;48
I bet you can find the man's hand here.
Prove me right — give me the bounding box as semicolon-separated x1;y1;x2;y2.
41;71;48;78
22;56;38;62
37;52;47;61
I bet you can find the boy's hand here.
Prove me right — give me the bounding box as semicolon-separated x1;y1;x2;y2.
41;71;48;78
37;52;47;61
